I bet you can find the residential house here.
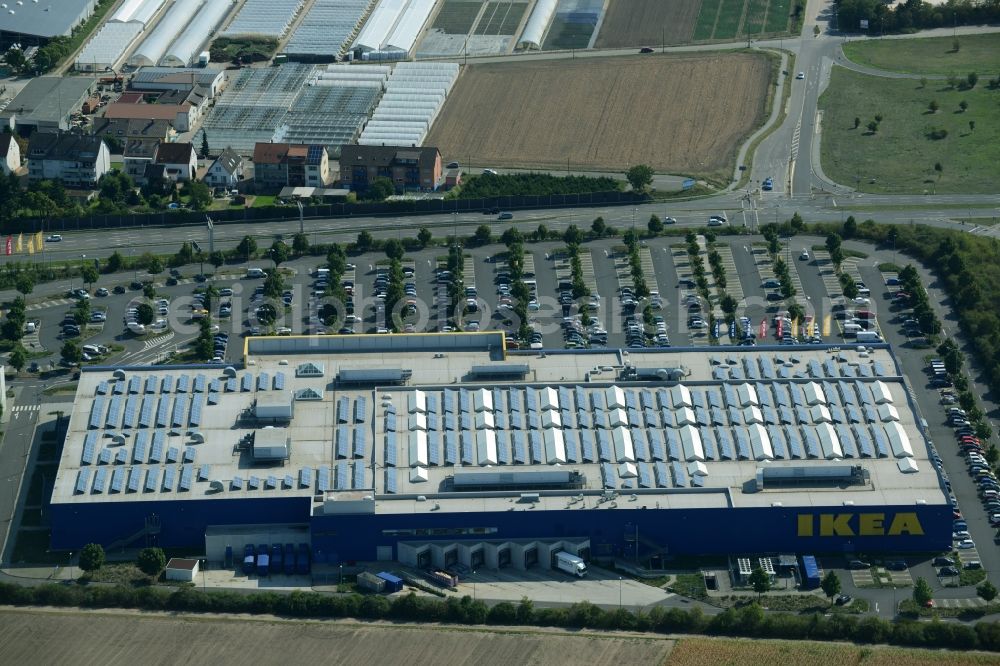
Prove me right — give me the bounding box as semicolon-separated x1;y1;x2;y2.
338;144;442;192
204;148;244;189
102;101;196;132
123;140;159;184
0;133;21;175
27;132;110;188
252;143;329;191
152;142;197;182
91;117;174;154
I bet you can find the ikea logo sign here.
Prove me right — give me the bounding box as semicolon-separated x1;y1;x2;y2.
797;512;924;537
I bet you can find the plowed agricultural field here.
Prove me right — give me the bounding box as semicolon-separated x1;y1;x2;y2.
0;610;674;665
427;53;772;178
594;0;703;47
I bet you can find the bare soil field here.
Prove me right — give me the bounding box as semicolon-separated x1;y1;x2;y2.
594;0;703;48
667;637;1000;665
426;53;773;179
0;610;674;665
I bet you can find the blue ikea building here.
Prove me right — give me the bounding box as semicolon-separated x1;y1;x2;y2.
47;335;953;567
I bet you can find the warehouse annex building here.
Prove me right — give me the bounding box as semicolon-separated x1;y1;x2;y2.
48;334;951;570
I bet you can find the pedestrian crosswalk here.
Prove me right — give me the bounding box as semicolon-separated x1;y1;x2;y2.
12;405;38;413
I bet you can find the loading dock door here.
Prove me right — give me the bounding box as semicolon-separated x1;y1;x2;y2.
417;550;432;568
524;547;538;569
471;549;484;568
444;549;458;567
498;547;511;568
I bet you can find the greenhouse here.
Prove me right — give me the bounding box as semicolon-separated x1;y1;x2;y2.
76;21;144;71
517;0;556;50
161;0;235;67
358;61;458;147
221;0;304;39
352;0;436;56
110;0;165;25
128;0;204;67
284;0;372;59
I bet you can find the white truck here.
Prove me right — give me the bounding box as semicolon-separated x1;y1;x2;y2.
855;330;882;343
555;551;587;578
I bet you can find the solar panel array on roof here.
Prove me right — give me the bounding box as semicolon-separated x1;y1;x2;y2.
189;396;203;427
299;467;313;488
226;377;237;392
336;462;350;489
209;379;221;394
171;396;186;427
75;469;91;494
177;466;192;490
96;381;109;395
92;467;108;493
353;461;366;489
266;475;278;489
143;376;156;394
317;466;331;492
231;476;243;490
127;467;142;492
134;431;149;463
337;396;349;424
717;431;735;460
151;431;165;463
248;476;261;490
671;461;688;487
123;395;139;429
162;467;176;491
145;467;159;492
82;432;97;465
139;396;155;428
600;462;616;488
198;464;211;481
166;446;179;463
106;396;123;429
193;374;206;393
654;461;670;487
241;374;252;392
156;395;170;427
99;447;113;465
385;432;397;466
115;447;128;465
183;446;196;463
207;392;219;406
114;380;125;395
161;375;174;393
802;429;820;458
110;467;125;493
385;468;398;493
427;430;441;465
336;425;350;459
352;425;367;458
274;372;286;390
176;375;190;393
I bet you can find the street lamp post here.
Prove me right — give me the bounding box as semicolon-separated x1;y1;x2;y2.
339;563;343;586
472;569;477;601
618;576;623;609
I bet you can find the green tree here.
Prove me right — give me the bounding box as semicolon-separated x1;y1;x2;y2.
292;232;309;256
821;571;841;605
967;72;978;88
14;273;34;295
263;271;285;300
106;251;124;273
959;100;969;113
825;232;842;255
184;181;212;211
192;318;213;360
934;162;943;180
591;217;606;237
473;225;492;246
970;120;976;132
789;212;804;231
255;303;277;327
928;99;939;113
866;120;878;133
269;240;290;267
748;566;771;600
209;250;225;271
853;116;860;129
417;227;432;248
61;339;82;365
648;214;664;235
78;543;105;573
72;299;91;326
356;231;374;252
535;224;549;241
236;235;257;260
874;112;883;123
136;303;155;326
563;224;583;246
80;263;99;288
842;216;857;239
366;176;394;201
625;165;654;192
501;227;523;247
200;131;210;159
8;343;27;372
913;577;933;606
4;47;26;72
979;581;999;603
148;257;164;274
137;547;167;576
143;283;156;300
384;238;405;261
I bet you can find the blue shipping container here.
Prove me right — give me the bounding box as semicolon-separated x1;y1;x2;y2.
801;555;821;589
376;571;404;593
256;544;270;576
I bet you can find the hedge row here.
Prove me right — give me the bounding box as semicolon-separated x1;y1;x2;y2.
2;582;1000;652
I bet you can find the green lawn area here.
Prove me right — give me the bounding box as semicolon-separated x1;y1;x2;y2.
251;195;277;208
819;67;1000;194
843;33;1000;76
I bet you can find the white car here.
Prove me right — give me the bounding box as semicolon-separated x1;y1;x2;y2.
956;539;976;549
853;297;870;305
796;71;805;80
800;250;809;261
46;234;63;242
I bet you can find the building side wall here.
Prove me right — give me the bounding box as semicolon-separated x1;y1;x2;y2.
309;503;953;564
